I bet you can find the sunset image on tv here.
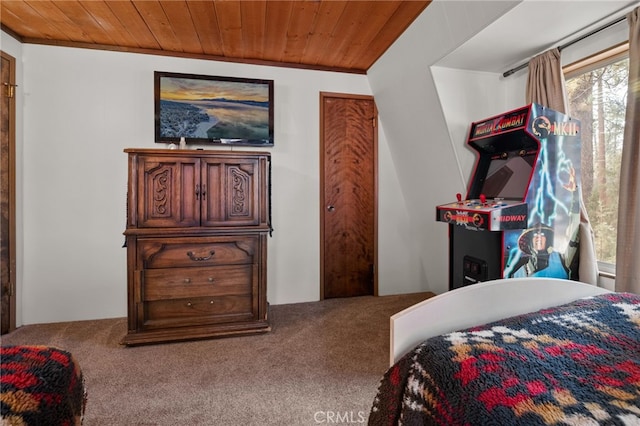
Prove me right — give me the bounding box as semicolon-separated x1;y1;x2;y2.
157;73;273;144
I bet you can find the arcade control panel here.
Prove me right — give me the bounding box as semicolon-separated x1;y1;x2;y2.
436;194;528;231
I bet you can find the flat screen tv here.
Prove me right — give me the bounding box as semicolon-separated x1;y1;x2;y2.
154;71;274;146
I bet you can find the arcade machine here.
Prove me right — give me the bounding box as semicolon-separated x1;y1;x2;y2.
436;103;582;290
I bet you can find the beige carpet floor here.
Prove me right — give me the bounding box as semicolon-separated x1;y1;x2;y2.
1;292;433;425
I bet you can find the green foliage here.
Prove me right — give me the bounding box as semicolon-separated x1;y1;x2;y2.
566;56;628;264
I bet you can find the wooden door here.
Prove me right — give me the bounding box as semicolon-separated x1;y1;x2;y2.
320;93;377;299
201;157;261;227
1;51;16;334
136;156;200;227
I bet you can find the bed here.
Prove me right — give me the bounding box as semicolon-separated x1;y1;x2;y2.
370;277;640;425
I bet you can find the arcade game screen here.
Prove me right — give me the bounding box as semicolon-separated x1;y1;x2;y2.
480;153;536;200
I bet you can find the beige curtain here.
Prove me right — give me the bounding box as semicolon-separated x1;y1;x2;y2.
525;48;567;113
526;48;599;285
615;7;640;293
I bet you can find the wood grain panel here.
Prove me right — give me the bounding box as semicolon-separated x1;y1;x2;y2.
53;1;115;45
331;1;400;69
1;1;64;40
319;2;380;69
348;0;429;69
263;1;293;63
133;0;182;52
0;0;431;73
160;1;203;54
240;1;267;60
214;1;243;58
322;94;376;298
105;1;161;49
186;1;224;56
78;1;134;47
281;1;320;64
32;1;89;42
304;1;347;67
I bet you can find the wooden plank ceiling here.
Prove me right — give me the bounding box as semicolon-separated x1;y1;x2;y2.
0;0;431;74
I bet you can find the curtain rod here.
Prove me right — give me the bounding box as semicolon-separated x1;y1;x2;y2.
502;15;627;78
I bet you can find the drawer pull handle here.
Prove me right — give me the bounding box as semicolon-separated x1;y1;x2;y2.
184;278;191;284
195;184;207;200
186;302;193;307
208;277;215;283
186;250;215;261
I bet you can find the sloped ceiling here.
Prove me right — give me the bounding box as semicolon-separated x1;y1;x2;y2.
438;0;637;75
0;0;431;74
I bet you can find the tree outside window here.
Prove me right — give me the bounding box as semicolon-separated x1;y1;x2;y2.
565;52;628;266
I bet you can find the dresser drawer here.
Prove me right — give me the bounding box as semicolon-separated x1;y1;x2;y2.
143;265;253;300
143;295;254;329
138;235;258;268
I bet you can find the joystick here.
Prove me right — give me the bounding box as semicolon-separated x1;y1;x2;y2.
456;193;462;204
479;194;486;205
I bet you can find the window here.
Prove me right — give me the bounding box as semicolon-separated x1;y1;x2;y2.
564;43;629;270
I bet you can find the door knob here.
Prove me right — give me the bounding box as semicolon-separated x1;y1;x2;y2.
327;205;335;212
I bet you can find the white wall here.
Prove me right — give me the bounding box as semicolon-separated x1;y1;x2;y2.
431;67;517;186
367;0;521;295
4;39;416;324
560;14;631;69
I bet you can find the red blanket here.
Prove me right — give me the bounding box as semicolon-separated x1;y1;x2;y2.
369;293;640;425
1;345;86;425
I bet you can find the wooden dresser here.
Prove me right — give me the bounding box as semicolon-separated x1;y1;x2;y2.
122;148;271;345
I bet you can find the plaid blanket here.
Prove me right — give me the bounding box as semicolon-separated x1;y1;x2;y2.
1;345;86;426
369;292;640;425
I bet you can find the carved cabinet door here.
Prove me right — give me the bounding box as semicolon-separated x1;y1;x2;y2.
200;157;262;227
137;156;200;227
